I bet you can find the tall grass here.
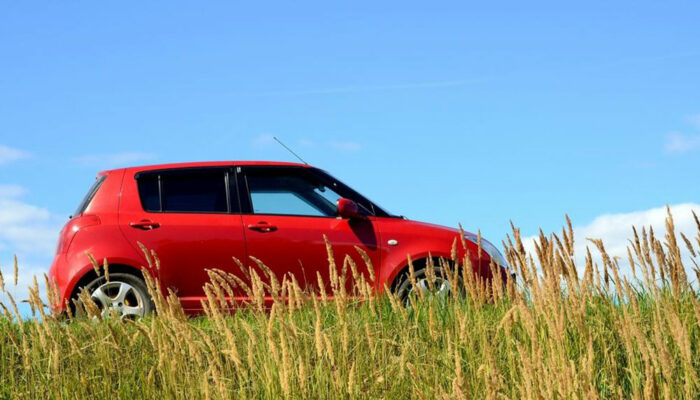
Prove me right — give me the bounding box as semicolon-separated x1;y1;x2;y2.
1;208;699;399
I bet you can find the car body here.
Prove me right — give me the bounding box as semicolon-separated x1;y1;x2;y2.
49;161;507;315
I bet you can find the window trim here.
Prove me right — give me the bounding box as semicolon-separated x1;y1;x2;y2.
134;167;240;214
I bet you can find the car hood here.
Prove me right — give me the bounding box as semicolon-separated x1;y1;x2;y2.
400;218;473;237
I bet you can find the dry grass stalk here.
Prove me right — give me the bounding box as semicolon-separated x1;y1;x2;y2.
1;210;699;399
14;254;19;286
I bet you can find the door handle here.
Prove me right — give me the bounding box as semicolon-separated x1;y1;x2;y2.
247;222;277;233
130;220;161;230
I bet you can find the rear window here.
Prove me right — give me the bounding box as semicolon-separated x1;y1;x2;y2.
73;175;107;217
136;169;235;213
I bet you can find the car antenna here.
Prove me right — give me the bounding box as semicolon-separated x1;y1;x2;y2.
273;136;308;165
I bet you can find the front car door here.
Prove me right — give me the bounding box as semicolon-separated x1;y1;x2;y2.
119;166;247;311
238;166;382;298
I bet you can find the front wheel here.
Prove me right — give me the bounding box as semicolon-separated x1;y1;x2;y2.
393;264;455;305
81;273;154;320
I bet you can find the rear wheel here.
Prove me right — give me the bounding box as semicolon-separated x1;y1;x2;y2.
81;273;154;319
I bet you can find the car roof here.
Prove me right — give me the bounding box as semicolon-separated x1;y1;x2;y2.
99;160;310;175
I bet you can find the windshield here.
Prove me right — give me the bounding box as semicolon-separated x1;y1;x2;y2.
73;175;107;217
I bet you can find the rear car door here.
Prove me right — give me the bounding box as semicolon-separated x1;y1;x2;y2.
119;166;247;311
238;166;381;297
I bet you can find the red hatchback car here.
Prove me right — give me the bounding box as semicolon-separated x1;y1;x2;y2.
49;161;508;317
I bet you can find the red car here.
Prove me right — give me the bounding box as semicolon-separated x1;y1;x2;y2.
49;161;507;318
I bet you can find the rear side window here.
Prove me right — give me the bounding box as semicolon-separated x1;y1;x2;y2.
162;172;227;212
74;175;107;217
136;169;236;213
137;176;160;211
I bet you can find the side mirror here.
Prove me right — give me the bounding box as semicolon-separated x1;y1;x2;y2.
337;198;362;219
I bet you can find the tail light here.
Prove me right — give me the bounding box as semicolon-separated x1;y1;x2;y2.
56;215;101;254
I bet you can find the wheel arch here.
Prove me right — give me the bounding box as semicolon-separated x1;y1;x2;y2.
68;263;148;301
386;253;456;291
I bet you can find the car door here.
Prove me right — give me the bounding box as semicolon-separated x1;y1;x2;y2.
238;166;381;298
119;166;247;311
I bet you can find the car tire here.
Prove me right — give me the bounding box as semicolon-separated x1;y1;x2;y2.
78;272;155;319
393;262;457;304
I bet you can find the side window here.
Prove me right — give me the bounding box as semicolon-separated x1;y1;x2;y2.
136;169;235;213
245;169;341;217
74;175;107;216
161;172;227;212
137;175;160;212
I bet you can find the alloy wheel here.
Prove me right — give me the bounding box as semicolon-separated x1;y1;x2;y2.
90;281;146;320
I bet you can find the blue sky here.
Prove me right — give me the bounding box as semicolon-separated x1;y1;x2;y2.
1;2;700;301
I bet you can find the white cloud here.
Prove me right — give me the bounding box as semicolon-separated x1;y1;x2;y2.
0;193;59;257
0;186;62;306
0;145;29;165
72;152;157;168
664;132;700;154
0;198;50;227
522;204;700;284
251;134;276;148
329;141;361;152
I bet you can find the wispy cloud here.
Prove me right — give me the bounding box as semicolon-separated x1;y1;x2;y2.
0;184;27;198
688;114;700;129
73;152;157;168
251;134;276;148
258;78;485;96
297;138;314;147
0;145;30;165
664;132;700;154
329;141;361;152
252;135;361;153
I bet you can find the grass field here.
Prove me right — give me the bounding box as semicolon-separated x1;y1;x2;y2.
1;209;699;399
